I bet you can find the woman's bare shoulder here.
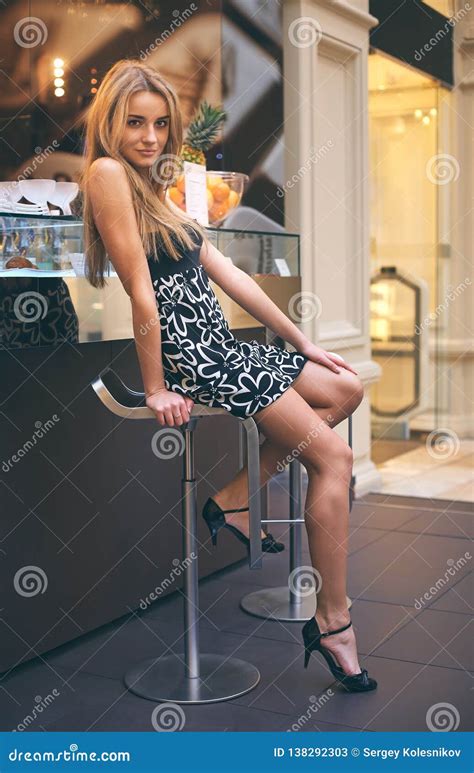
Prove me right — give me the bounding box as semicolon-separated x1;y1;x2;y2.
85;158;130;201
87;157;127;184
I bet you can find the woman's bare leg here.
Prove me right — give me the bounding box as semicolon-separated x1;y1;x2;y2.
211;403;336;538
213;361;363;542
248;383;363;675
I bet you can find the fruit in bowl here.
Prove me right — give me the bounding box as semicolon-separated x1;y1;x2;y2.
167;171;249;226
165;100;248;225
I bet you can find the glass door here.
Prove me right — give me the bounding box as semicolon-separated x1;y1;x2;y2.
368;52;445;462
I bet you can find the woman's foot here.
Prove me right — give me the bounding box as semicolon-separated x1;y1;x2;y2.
212;492;267;540
314;609;362;676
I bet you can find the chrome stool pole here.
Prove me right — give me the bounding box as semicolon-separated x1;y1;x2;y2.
240;415;354;621
91;367;263;703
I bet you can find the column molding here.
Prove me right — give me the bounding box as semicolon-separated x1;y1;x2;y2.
443;4;474;438
282;0;382;492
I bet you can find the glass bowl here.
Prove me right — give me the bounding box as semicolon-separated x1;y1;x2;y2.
167;171;249;226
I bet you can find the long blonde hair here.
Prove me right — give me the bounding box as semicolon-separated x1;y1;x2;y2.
79;58;208;289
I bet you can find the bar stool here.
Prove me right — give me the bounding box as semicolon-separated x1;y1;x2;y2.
91;367;263;704
239;417;354;621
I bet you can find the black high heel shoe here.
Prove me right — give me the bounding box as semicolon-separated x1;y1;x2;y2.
302;614;377;692
202;496;285;553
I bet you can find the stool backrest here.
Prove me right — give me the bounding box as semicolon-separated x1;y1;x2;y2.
91;368;233;420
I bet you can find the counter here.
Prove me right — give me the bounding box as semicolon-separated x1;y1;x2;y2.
0;213;302;672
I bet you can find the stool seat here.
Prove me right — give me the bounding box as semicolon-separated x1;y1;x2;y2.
92;367;231;419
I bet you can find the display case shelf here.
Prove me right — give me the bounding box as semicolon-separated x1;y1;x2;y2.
0;212;301;349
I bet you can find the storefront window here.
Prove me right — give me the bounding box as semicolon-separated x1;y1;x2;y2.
368;51;454;464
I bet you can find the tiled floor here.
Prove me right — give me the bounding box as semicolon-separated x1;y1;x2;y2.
1;482;472;733
372;440;473;502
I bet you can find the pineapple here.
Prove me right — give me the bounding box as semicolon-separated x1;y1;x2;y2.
168;100;228;219
180;101;227;166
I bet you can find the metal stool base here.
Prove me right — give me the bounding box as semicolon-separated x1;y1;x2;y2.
240;587;352;621
124;654;260;704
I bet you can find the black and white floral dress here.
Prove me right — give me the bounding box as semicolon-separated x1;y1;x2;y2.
147;224;309;419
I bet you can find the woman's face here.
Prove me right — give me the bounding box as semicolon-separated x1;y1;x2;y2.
119;90;171;175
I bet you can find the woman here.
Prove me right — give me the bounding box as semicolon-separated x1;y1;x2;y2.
80;59;377;693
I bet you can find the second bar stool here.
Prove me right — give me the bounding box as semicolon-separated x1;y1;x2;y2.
238;418;354;621
91;367;264;704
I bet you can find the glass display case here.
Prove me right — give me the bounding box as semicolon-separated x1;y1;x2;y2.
0;212;301;350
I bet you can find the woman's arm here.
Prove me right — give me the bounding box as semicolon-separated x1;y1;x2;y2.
200;239;358;375
84;158;194;424
200;238;310;352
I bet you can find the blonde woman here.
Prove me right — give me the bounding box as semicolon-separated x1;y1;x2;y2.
80;59;377;693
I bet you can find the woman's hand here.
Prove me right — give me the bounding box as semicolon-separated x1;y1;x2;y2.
298;342;358;375
146;388;195;427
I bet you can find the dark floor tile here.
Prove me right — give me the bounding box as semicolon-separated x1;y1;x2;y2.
174;578;306;645
373;608;473;671
213;549;294;589
343;600;418;655
174;579;417;659
367;659;473;731
286;655;473;731
399;509;473;540
44;694;288;732
42;611;317;717
348;503;422;531
282;717;374;733
42;613;184;678
430;572;473;615
198;629;330;716
223;528;387;590
303;526;388;558
346;531;472;607
359;494;473;514
0;662;125;732
4;492;470;734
